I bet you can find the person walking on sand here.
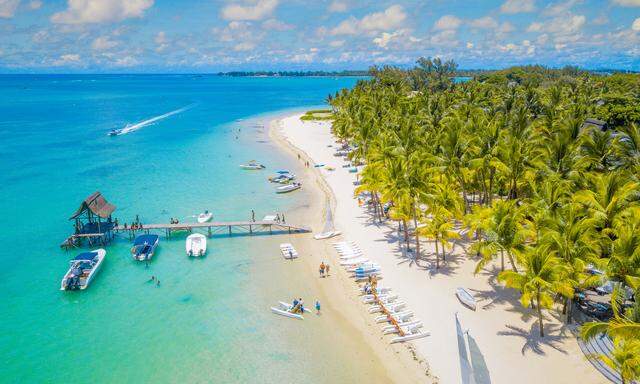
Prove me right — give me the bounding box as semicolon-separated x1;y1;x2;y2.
315;300;321;314
319;262;325;278
325;264;330;277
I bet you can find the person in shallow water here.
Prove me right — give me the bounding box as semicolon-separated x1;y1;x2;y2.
315;300;321;314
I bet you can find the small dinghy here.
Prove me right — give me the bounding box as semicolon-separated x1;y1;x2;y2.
314;230;342;240
240;161;265;170
270;301;309;320
60;249;106;290
280;243;298;260
186;233;207;257
276;182;301;194
197;210;213;223
131;234;159;261
456;287;477;311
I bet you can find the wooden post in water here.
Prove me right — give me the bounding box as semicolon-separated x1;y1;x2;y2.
249;224;252;234
228;226;232;235
208;227;212;237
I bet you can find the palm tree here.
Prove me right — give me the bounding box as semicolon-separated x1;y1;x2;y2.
498;247;573;337
594;338;640;384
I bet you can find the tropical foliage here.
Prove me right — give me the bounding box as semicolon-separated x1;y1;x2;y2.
329;58;640;380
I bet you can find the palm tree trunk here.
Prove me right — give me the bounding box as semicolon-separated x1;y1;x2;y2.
441;240;446;261
507;250;519;272
435;235;440;269
500;249;505;272
412;202;420;260
402;219;410;251
537;289;544;337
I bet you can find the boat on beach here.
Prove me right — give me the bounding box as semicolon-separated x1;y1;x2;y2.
186;233;207;257
280;243;299;259
270;301;309;320
456;287;477;311
60;249;106;290
276;182;301;193
314;230;342;240
131;234;159;261
240;161;265;170
197;210;213;223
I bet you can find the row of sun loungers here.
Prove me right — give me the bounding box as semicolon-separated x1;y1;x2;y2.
332;241;430;344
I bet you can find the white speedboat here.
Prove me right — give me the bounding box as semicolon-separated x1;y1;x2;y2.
456;287;477;311
240;161;265;170
314;230;342;240
186;233;207;257
60;249;106;290
197;210;213;223
276;182;301;194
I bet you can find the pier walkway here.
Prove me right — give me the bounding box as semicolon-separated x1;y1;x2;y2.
113;220;311;239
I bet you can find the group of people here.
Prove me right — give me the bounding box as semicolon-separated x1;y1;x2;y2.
363;275;378;294
169;218;180;224
149;275;160;286
122;222;143;230
319;262;330;278
291;298;322;314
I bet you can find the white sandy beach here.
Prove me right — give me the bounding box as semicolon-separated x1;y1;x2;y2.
276;113;603;384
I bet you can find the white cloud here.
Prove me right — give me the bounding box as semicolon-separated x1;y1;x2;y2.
234;42;256;51
328;0;347;12
612;0;640;6
527;14;585;35
92;36;118;50
329;40;345;47
114;55;139;67
373;30;402;48
261;18;294;31
430;29;458;45
633;17;640;31
470;16;498;29
221;0;278;21
466;42;474;49
332;5;406;35
542;0;581;16
53;53;81;66
500;0;535;13
527;22;543;32
433;15;461;31
51;0;154;24
0;0;20;18
29;0;41;10
154;31;169;52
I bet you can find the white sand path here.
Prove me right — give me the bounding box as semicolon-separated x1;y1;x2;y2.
277;114;602;384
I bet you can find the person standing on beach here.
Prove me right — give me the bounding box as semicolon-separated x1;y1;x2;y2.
315;300;321;314
319;262;325;277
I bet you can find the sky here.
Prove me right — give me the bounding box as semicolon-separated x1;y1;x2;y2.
0;0;639;73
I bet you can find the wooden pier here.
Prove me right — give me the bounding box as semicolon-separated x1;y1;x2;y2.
113;220;310;239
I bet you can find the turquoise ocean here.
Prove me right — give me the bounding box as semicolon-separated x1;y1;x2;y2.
0;75;366;383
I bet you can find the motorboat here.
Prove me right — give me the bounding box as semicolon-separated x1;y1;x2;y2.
240;161;265;170
186;233;207;257
276;182;301;193
108;129;121;136
60;249;106;290
280;243;298;259
269;173;295;184
197;210;213;223
131;234;159;261
455;287;477;311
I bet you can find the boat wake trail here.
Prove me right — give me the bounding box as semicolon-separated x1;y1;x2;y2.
114;104;195;136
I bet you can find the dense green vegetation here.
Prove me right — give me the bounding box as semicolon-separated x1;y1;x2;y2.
329;57;640;382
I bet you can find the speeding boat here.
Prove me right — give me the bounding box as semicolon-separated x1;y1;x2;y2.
60;249;106;290
131;234;159;261
108;129;121;136
186;233;207;257
276;182;301;194
197;210;213;223
455;287;477;311
240;161;265;170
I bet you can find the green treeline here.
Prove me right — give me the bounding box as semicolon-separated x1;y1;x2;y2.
329;57;640;382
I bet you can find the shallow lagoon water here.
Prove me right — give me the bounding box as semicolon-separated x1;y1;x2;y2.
0;75;366;383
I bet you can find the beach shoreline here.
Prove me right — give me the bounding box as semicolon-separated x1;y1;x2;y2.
272;112;604;384
269;115;433;383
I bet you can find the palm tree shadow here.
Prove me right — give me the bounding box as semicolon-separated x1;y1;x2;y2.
468;266;521;311
497;322;568;356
